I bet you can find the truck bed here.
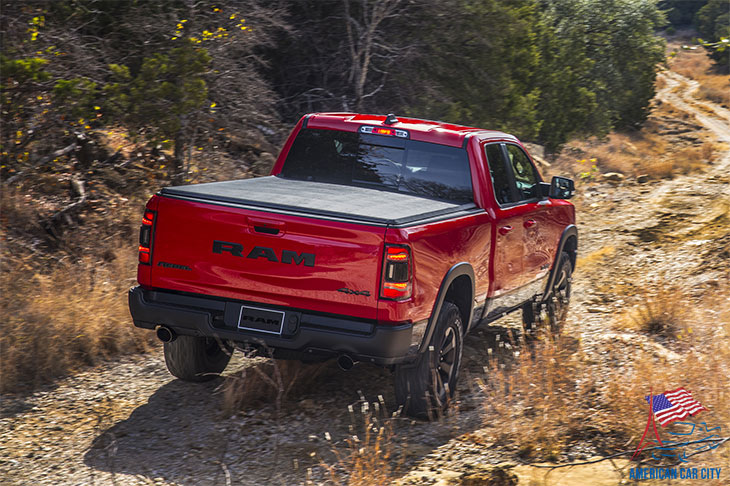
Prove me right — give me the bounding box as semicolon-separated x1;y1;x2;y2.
160;176;478;226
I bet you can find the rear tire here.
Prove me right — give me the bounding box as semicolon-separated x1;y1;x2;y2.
394;301;463;419
163;335;233;382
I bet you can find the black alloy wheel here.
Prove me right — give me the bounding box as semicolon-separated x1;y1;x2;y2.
394;301;463;419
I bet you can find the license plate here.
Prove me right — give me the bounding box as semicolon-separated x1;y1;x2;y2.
237;306;285;335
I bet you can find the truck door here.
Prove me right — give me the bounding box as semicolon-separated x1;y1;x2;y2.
503;143;554;288
484;143;524;300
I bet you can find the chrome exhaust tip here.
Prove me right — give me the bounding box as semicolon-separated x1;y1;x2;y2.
156;326;176;343
337;354;355;371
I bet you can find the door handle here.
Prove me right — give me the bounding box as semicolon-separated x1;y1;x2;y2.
498;225;513;235
524;219;537;228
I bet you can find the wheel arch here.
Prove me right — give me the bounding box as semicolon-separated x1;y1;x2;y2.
417;262;475;353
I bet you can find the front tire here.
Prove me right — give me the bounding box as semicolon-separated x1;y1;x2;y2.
163;335;233;382
395;301;463;419
521;252;573;336
545;251;572;334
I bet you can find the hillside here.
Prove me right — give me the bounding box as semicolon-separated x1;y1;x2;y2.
1;42;728;485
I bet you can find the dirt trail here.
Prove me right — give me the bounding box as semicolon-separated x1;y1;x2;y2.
660;71;730;144
1;71;729;486
396;69;730;485
564;69;730;357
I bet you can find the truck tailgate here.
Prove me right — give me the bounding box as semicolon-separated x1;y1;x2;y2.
149;196;385;320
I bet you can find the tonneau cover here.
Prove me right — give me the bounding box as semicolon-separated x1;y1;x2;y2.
160;176;477;226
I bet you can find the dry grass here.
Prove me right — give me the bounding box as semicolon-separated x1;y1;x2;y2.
220;357;329;416
670;46;730;107
607;288;730;451
479;283;730;466
319;405;400;486
642;145;708;180
220;358;402;483
553;120;715;182
698;82;730;107
0;183;157;393
550;48;724;182
0;120;270;394
479;336;600;461
629;285;688;339
0;247;156;393
220;355;403;484
576;245;616;271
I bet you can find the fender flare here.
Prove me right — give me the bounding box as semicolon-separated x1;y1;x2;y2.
542;224;578;301
417;262;475;354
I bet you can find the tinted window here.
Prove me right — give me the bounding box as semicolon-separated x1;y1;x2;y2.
505;144;540;200
485;143;515;205
280;128;473;203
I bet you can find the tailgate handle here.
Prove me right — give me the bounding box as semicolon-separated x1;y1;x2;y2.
249;219;285;236
254;225;279;235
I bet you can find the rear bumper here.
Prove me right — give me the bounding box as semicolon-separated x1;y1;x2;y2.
128;286;414;365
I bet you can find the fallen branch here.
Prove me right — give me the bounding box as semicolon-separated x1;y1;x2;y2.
4;142;78;185
45;177;87;226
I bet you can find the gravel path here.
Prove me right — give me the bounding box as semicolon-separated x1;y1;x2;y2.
2;70;728;486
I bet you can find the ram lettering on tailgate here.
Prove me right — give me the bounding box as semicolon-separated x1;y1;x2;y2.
212;240;316;267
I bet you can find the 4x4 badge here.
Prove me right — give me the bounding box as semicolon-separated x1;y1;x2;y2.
158;261;192;271
337;287;370;296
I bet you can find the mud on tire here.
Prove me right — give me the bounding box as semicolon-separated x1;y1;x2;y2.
163;335;233;382
394;301;463;419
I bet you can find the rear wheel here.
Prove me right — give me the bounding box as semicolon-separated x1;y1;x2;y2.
394;301;463;419
163;335;233;382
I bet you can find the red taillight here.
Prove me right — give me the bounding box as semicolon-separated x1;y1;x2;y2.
142;210;154;225
380;244;412;300
382;281;409;298
386;247;408;261
373;127;394;136
138;210;155;265
138;246;150;264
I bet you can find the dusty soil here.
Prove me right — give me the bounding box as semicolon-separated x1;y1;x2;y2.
1;69;729;486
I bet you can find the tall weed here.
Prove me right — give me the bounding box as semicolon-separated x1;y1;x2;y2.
0;248;155;392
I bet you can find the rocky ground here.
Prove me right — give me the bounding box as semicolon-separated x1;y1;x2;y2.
1;69;729;486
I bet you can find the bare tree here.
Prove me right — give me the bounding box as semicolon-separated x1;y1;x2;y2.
342;0;403;111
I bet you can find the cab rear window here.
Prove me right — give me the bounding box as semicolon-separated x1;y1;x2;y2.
280;128;473;203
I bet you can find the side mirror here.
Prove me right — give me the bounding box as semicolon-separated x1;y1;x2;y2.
549;176;575;199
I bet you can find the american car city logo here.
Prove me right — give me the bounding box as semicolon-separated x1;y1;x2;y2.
629;387;723;481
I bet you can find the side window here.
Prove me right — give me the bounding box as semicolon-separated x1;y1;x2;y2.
505;144;540;200
485;143;515;205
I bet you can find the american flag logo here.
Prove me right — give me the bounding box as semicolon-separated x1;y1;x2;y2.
646;387;708;427
632;387;709;460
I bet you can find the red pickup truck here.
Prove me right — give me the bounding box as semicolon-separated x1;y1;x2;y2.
129;113;577;418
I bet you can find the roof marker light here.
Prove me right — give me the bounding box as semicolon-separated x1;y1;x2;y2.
359;125;409;138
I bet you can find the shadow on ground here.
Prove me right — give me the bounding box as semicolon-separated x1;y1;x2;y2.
83;323;538;485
